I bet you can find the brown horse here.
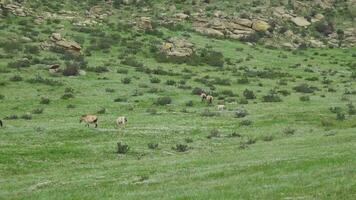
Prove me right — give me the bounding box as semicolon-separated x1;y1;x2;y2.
200;92;207;102
80;115;98;128
206;95;214;104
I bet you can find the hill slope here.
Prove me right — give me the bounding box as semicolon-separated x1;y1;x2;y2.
0;0;356;199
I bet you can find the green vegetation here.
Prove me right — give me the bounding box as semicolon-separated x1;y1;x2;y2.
0;0;355;199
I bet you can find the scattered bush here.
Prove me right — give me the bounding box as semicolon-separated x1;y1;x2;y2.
240;120;252;126
201;109;220;117
40;97;50;104
336;113;345;121
235;108;248;118
299;96;310;102
237;77;249;84
105;88;115;93
172;144;189;152
185;138;193;143
5;114;18;120
86;66;109;73
148;143;159;150
229;132;242;138
21;113;32;120
7;58;30;68
347;102;356;115
9;75;23;82
121;77;131;84
293;84;317;93
155;96;172;106
165;79;176;86
207;129;220;139
262;90;282;102
32;108;44;114
283;127;296;135
262;135;273;142
243;89;256;99
185;100;194;107
192;87;204;95
28;75;62;86
150;77;161;83
117;142;129;154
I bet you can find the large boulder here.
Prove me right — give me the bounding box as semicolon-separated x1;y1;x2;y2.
233;18;253;27
49;33;81;52
195;27;224;37
160;37;194;58
251;20;270;32
291;17;311;27
138;17;152;30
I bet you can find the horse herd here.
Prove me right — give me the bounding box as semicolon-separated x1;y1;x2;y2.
0;93;220;129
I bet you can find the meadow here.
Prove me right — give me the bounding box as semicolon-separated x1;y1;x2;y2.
1;3;356;199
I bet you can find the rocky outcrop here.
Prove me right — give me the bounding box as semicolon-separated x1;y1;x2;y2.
291;17;311;27
43;33;81;52
2;3;32;16
193;17;268;39
251;20;270;32
160;37;194;58
137;17;153;30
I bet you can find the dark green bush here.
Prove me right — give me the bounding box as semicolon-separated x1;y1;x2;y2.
155;96;172;105
117;142;129;154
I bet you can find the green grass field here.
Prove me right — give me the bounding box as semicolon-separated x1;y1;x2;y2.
1;2;356;199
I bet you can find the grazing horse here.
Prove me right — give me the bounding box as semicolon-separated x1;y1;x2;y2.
116;116;127;127
0;119;3;127
206;95;214;104
80;115;98;128
200;92;207;102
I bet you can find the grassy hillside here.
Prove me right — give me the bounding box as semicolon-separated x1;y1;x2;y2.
1;0;356;199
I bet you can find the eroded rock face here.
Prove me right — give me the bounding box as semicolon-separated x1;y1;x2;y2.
47;33;81;52
160;37;194;58
291;17;311;27
251;20;270;32
138;17;152;30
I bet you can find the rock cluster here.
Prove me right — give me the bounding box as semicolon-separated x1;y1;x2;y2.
193;17;270;39
41;33;81;52
159;37;194;58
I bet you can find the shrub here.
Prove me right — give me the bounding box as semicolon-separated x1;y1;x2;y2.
146;108;157;115
105;88;115;93
0;94;4;100
237;77;249;84
229;132;242;138
32;108;44;114
200;48;224;67
262;91;282;102
240;120;252;126
5;114;18;120
28;75;62;86
9;75;23;82
185;138;193;143
148;143;159;150
347;102;356;115
67;104;76;109
207;129;220;139
117;68;128;74
283;127;296;135
117;142;129;154
7;58;30;68
97;108;106;114
165;79;176;86
201;109;219;117
185;100;194;107
121;77;131;84
40;97;50;104
86;66;109;73
150;77;161;83
314;21;334;36
121;57;144;68
221;89;234;97
235;108;248;118
262;135;273;142
192;87;204;95
62;65;79;76
61;93;75;99
155;96;172;106
293;83;317;93
21;113;32;120
114;97;127;102
172;144;189;152
243;89;256;99
336;113;345;121
329;106;342;114
239;97;248;104
300;96;310;101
